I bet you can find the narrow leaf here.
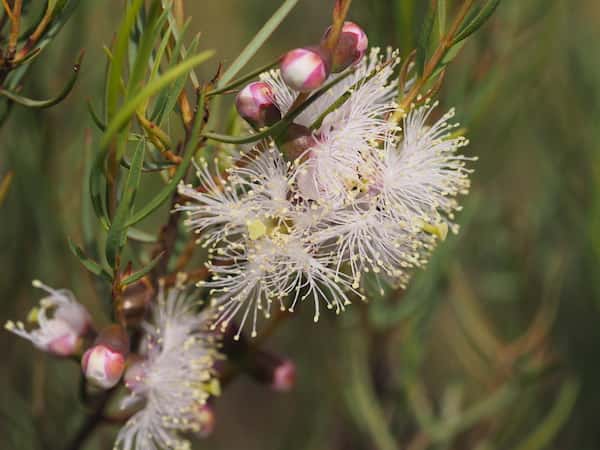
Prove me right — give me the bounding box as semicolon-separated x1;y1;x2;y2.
416;2;437;75
453;0;502;45
68;238;113;281
0;51;84;108
218;0;298;87
125;92;206;227
105;140;146;266
100;50;214;150
106;0;145;121
121;251;165;285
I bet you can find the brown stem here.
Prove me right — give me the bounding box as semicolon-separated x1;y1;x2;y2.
64;392;112;450
14;4;54;61
393;0;476;120
323;0;353;53
6;0;21;59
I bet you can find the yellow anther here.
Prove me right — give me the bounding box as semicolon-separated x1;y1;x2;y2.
247;219;267;240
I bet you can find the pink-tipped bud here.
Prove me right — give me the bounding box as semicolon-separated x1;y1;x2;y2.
236;82;282;128
322;21;368;72
247;350;297;393
279;123;318;162
272;359;296;392
280;47;330;92
123;357;148;394
47;333;81;357
193;404;216;438
82;344;126;389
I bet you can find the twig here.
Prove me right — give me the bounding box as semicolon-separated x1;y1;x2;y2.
392;0;476;121
64;392;112;450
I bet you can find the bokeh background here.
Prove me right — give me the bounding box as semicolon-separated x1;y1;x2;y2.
1;1;599;449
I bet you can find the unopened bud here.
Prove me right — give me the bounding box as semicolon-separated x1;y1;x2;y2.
95;324;130;355
193;404;216;438
280;47;330;92
279;123;318;162
322;21;368;72
82;344;126;389
236;82;282;128
123;357;148;394
272;359;296;392
246;350;297;392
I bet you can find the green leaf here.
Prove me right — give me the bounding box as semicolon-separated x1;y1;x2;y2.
127;1;168;95
218;0;299;87
121;251;165;285
105;0;145;122
207;59;279;97
513;379;580;450
453;0;502;45
125;92;207;227
437;0;447;37
127;227;158;243
87;100;106;130
68;237;113;281
100;50;214;150
0;51;84;108
153;33;201;126
416;2;437;75
105;140;146;266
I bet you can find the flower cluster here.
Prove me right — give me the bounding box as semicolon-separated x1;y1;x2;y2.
177;23;473;338
115;285;220;450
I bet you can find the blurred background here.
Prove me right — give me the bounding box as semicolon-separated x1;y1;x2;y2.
1;1;599;449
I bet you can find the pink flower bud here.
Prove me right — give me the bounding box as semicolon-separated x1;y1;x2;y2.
82;344;126;389
246;350;297;393
322;21;368;72
271;359;296;392
279;123;318;162
280;47;330;92
123;357;148;394
236;82;282;128
193;404;216;438
47;333;80;357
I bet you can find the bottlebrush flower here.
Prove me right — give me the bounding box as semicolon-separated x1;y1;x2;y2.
4;280;92;356
177;147;292;247
375;101;473;229
178;150;361;337
262;47;401;206
114;286;220;450
179;47;474;336
203;229;359;339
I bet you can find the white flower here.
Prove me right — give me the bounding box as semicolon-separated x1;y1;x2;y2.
176;147;293;247
308;201;426;289
203;229;360;339
376;101;473;231
262;47;401;206
309;102;473;288
4;280;91;356
115;286;219;450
